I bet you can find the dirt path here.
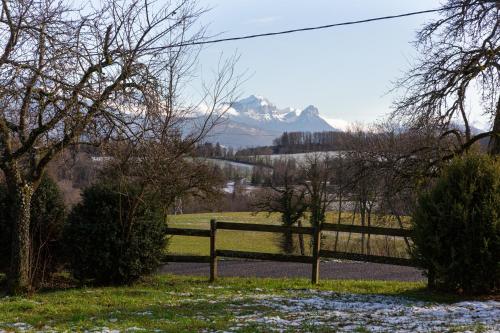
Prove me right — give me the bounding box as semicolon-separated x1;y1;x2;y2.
159;260;425;282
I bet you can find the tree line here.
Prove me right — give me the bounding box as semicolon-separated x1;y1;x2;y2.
271;131;350;154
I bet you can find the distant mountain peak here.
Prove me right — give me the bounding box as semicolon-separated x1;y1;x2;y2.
208;95;342;147
226;95;336;131
300;105;319;117
233;95;274;111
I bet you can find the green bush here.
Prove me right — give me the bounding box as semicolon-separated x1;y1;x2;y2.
412;154;500;294
64;183;167;285
0;175;66;287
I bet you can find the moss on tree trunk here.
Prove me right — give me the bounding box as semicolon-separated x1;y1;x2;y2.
489;109;500;155
7;183;33;295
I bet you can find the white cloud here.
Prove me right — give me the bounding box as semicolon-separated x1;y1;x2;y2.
470;118;490;131
323;117;351;131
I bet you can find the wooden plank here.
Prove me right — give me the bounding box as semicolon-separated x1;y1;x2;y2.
217;221;314;235
166;228;211;237
162;255;210;263
210;219;217;282
216;250;313;264
311;227;321;284
321;223;412;238
319;250;419;267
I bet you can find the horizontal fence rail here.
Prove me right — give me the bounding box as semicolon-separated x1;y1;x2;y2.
165;228;211;237
162;255;211;263
216;221;314;235
322;223;412;237
164;219;420;284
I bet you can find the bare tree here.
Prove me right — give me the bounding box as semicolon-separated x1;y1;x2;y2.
339;123;444;254
253;159;308;254
340;128;381;254
392;0;500;155
329;155;351;252
0;0;235;294
301;153;334;228
103;138;226;220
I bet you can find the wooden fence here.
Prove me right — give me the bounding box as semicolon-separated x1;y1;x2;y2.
163;219;418;284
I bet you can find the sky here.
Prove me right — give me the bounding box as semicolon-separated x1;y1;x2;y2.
188;0;486;130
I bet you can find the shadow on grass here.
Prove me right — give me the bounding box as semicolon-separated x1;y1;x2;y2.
0;276;236;332
0;273;6;297
0;273;495;332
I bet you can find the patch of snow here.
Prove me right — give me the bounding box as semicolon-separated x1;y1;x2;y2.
165;292;192;297
225;107;239;116
220;291;500;333
85;327;120;333
5;322;32;332
135;311;153;316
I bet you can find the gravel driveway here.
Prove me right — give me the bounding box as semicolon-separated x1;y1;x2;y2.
159;259;425;282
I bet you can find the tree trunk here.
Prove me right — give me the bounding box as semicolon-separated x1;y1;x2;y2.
281;230;294;254
297;220;305;256
360;201;366;255
489;109;500;155
7;182;34;295
333;192;342;251
366;207;371;256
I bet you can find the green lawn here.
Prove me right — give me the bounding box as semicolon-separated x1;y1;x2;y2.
167;212;284;255
0;215;492;332
0;275;451;333
167;212;410;257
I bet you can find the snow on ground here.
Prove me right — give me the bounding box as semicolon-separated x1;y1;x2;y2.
1;289;498;332
221;289;500;333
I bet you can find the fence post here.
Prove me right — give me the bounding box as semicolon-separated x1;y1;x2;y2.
210;219;217;282
427;267;435;290
311;225;321;284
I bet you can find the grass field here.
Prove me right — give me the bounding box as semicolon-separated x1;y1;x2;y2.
167;212;410;258
1;274;476;333
167;212;283;255
1;213;496;332
1;275;496;333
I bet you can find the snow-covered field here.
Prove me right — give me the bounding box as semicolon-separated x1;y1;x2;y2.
220;289;499;333
1;289;498;332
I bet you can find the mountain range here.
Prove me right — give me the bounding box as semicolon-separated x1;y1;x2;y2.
205;95;338;148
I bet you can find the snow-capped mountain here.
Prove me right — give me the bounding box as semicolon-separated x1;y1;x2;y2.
206;95;339;148
226;95;334;133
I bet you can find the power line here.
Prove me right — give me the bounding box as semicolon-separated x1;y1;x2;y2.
6;5;467;59
171;5;460;48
